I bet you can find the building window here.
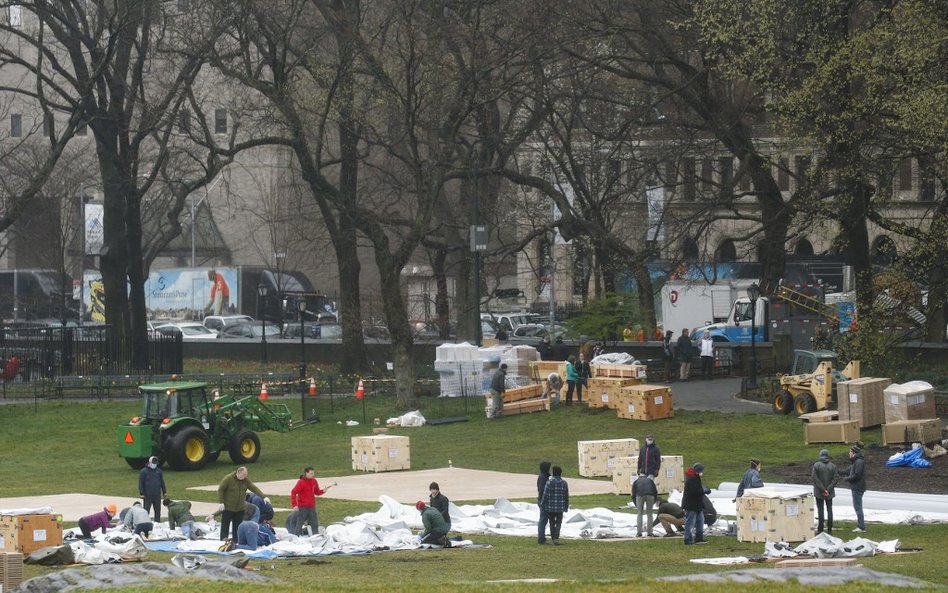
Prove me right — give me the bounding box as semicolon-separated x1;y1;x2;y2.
795;155;810;187
663;161;675;190
700;159;714;195
919;168;935;202
777;158;790;191
738;170;752;192
177;0;190;9
9;5;22;27
682;158;695;200
718;157;733;190
794;238;814;257
715;239;737;262
178;109;191;133
898;158;913;192
214;108;227;134
10;113;22;137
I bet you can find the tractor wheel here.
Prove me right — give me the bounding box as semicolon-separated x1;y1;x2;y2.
772;390;794;414
793;393;817;415
228;430;261;464
166;426;210;471
124;457;148;470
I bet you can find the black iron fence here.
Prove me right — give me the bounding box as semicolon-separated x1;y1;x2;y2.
0;325;182;380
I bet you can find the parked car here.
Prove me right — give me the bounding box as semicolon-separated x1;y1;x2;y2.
507;323;566;345
218;321;282;339
202;315;253;333
283;322;342;340
155;322;220;341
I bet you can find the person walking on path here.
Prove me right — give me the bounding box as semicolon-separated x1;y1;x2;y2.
662;330;675;381
164;498;198;540
682;463;710;545
845;444;867;532
632;474;658;537
539;465;569;545
139;456;166;523
812;449;838;534
537;461;551;544
78;504;117;539
416;501;451;546
699;331;715;380
428;482;450;527
676;329;695;381
290;466;334;536
736;459;764;497
218;466;268;541
653;497;685;536
637;435;661;478
489;363;508;418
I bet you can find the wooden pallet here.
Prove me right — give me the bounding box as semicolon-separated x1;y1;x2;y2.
592;363;646;379
503;397;550;416
775;557;858;568
490;383;545;404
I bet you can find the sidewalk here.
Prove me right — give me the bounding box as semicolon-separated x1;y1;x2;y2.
651;377;769;413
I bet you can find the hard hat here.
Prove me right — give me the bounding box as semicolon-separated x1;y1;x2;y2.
106;503;118;514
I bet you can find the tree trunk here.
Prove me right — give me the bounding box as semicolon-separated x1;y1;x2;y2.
125;188;150;370
335;218;368;373
451;250;476;341
839;180;875;313
98;153;130;349
376;252;417;410
431;248;451;339
631;260;656;336
747;154;790;295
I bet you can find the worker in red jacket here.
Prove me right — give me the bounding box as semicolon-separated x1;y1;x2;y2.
289;467;334;536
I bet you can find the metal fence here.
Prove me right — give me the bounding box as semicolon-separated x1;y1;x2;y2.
0;325;182;380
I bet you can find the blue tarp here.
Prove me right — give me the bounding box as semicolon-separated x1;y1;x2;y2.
885;447;931;468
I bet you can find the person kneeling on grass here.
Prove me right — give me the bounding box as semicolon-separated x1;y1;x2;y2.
121;502;153;539
416;501;450;547
78;504;117;539
164;498;198;540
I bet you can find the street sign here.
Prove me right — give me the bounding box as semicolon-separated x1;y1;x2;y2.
470;225;487;252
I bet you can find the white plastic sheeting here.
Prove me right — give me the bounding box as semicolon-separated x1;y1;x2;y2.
763;532;900;559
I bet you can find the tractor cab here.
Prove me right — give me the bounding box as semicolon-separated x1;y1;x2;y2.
773;349;860;416
790;349;853;385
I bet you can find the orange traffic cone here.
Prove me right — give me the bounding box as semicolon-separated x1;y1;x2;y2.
259;382;269;401
356;379;365;400
309;378;318;396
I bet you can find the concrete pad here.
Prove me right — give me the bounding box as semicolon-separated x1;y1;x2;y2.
0;494;223;523
189;466;615;503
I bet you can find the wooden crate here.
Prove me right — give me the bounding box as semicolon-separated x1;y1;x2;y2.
883;381;937;423
592;363;648;380
804;420;860;444
0;515;63;555
882;419;942;445
528;360;568;381
616;384;674;421
499;383;544;404
587;378;641;409
799;410;838;423
737;493;814;543
611;455;684;495
351;435;411;472
0;552;24;592
501;397;550;416
837;377;890;428
577;438;640;477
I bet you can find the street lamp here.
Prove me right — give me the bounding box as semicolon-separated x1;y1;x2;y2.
297;298;307;401
257;283;269;365
747;282;760;388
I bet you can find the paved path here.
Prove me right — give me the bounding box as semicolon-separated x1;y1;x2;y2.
652;377;769;413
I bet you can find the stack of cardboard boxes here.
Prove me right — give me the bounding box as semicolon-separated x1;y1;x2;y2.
351;435;411;472
577;438;640;477
881;381;941;445
837;377;890;428
802;411;860;444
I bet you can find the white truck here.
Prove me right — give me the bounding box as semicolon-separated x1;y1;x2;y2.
660;280;758;336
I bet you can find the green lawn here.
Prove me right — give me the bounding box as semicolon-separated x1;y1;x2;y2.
1;390;946;592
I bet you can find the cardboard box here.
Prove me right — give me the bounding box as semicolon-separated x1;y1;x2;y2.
0;515;63;555
0;552;24;592
587;378;641;409
616;384;674;421
351;435;411;472
577;438;640;477
836;377;890;428
882;419;943;445
736;493;814;543
804;420;860;444
612;455;684;495
883;381;937;423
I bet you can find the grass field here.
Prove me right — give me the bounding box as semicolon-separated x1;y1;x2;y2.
1;387;946;593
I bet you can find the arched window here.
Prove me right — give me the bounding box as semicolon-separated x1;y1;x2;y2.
794;238;814;257
871;235;897;266
682;238;699;262
715;239;737;262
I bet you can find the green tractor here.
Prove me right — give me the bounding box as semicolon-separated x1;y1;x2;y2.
117;381;297;471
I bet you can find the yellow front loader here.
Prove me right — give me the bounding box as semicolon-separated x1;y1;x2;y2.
772;350;860;415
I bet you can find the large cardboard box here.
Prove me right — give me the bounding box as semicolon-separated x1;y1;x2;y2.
804;420;860;444
736;492;814;543
0;552;24;592
882;419;943;445
577;438;640;477
616;385;674;421
836;377;890;428
587;378;641;409
883;381;937;423
351;435;411;472
0;515;63;555
612;455;684;495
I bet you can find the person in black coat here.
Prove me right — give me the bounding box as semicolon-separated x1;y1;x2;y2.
428;482;451;527
537;461;551;544
676;329;695;381
681;463;710;544
551;337;569;361
846;445;867;532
